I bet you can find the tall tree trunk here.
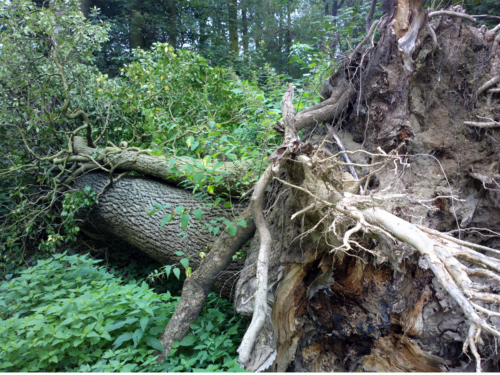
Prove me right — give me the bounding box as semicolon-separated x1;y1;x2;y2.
78;0;90;18
129;7;144;50
286;0;292;75
323;0;329;16
331;0;345;17
228;0;238;54
241;2;248;52
167;0;177;49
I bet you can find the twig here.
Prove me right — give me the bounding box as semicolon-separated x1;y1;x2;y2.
349;20;380;59
291;203;315;221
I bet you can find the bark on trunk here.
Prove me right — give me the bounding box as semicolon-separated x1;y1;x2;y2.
241;5;248;52
74;172;248;297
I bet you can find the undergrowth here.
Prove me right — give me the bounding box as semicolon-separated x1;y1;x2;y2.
0;253;248;372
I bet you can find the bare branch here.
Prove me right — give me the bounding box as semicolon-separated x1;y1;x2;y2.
428;10;476;23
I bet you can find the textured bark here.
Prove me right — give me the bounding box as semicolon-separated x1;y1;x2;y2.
74;172;247;297
159;205;256;357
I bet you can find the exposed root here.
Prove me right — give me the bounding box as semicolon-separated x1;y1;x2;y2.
465;121;500;128
428;10;476;23
477;76;500;96
238;85;301;368
237;164;275;366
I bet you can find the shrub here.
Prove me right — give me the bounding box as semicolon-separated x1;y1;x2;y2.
0;253;173;372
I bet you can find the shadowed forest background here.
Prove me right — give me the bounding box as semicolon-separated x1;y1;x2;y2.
2;0;500;372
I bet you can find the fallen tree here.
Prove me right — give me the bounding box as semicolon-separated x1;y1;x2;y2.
3;0;500;372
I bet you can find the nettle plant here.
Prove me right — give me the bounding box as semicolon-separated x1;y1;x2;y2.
0;253;171;372
0;253;249;372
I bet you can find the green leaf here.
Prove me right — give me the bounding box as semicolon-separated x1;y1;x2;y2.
193;209;203;221
207;186;214;195
174;251;185;256
213;162;224;170
150;326;164;336
180;214;190;230
213;227;220;236
164;265;172;278
113;332;133;349
193;172;204;183
132;328;144;347
160;214;172;228
237;219;247;228
146;336;165;351
174;206;185;214
173;268;181;280
140;316;149;331
228;225;237;236
180;258;189;270
179;333;198;347
185;164;194;174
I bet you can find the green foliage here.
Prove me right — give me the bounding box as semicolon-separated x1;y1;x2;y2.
0;0;109;263
39;187;98;253
149;292;249;373
0;253;172;372
0;253;248;372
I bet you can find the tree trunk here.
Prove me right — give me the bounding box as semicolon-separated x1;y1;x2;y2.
241;3;248;53
228;0;238;54
78;0;90;18
129;7;144;50
286;0;292;76
167;0;177;49
73;172;249;298
331;0;344;17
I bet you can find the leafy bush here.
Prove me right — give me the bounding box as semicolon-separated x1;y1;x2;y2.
0;253;172;372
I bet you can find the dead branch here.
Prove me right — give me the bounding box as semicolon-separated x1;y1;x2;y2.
428;10;476;23
350;20;380;59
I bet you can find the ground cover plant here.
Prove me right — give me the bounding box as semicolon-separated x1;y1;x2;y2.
0;253;247;372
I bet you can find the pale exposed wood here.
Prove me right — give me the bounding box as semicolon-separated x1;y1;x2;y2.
428;10;476;23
